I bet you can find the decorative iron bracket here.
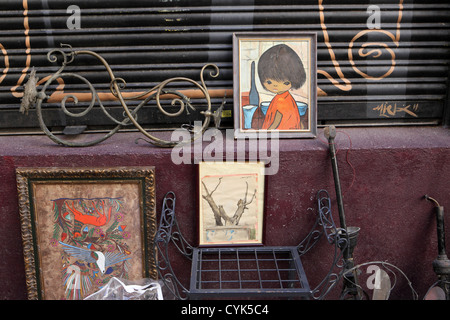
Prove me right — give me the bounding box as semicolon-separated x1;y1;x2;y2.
20;44;223;148
309;189;350;300
155;192;193;300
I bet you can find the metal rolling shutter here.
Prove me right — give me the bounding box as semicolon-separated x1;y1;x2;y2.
0;0;449;133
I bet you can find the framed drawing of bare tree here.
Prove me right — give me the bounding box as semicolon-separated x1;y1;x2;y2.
198;161;265;246
16;167;156;300
233;32;317;139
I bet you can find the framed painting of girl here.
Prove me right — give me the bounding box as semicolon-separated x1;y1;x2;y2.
233;32;317;139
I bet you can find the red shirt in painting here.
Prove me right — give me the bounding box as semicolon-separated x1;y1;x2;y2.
262;91;301;130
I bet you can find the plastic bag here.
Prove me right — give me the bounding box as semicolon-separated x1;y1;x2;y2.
84;277;163;300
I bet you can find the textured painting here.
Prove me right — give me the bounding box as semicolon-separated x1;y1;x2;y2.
16;167;156;300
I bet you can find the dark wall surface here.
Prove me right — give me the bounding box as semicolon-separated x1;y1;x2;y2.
1;126;449;300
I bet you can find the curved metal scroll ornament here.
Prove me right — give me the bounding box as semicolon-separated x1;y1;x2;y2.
20;44;219;148
311;189;349;300
155;192;193;300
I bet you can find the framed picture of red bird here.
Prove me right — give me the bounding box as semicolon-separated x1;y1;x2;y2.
16;167;156;300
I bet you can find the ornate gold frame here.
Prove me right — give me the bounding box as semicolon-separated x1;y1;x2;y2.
16;167;156;300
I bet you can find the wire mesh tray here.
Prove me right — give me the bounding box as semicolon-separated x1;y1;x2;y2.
189;246;311;299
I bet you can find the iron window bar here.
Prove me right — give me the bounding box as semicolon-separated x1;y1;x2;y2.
155;189;351;300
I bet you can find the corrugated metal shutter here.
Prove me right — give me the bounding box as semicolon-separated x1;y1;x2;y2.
0;0;449;133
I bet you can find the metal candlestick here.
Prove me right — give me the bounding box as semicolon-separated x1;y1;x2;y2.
324;125;363;300
19;44;222;148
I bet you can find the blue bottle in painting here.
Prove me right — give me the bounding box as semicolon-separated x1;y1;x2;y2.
249;61;259;106
243;61;261;129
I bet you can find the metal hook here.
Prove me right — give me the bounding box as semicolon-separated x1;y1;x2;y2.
425;195;441;207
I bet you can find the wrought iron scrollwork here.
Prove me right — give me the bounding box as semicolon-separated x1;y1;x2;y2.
309;189;350;300
20;44;222;148
154;192;193;300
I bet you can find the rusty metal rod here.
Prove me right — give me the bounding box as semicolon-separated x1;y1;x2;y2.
425;195;450;300
425;195;447;257
46;88;233;103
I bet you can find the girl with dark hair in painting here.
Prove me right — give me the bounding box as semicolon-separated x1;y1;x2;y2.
257;44;306;130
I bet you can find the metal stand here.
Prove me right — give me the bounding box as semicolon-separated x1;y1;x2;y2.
324;125;363;300
339;226;362;299
155;190;354;300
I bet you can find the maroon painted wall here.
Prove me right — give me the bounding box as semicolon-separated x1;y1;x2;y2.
1;126;449;300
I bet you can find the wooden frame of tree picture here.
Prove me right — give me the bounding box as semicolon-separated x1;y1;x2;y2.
198;161;265;247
